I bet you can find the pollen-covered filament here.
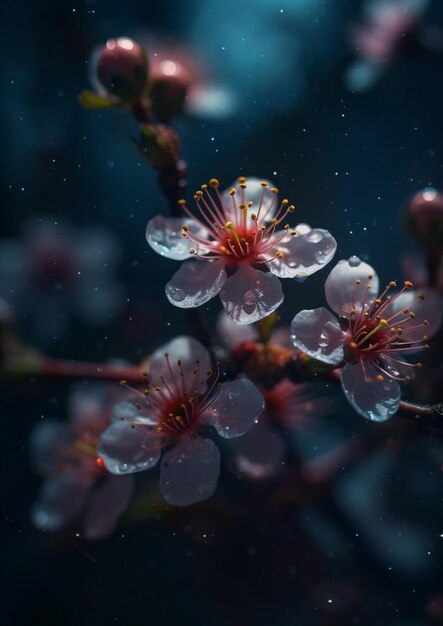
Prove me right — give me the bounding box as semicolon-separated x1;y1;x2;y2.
345;278;429;382
179;177;296;264
120;354;221;440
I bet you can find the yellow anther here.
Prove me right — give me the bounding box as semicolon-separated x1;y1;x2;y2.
368;274;373;279
282;198;289;205
389;281;397;287
220;245;228;253
272;218;278;225
271;187;278;194
422;335;429;341
240;183;247;189
201;184;208;190
409;312;416;319
239;203;247;210
290;230;297;236
355;279;361;285
418;293;425;300
402;308;409;314
260;181;268;187
375;299;382;306
182;224;189;231
424;344;430;349
415;362;422;368
287;205;295;212
209;178;220;188
350;341;358;349
376;374;384;382
188;248;197;255
229;188;236;196
178;199;186;205
424;319;429;326
404;281;413;288
250;213;257;221
247;201;253;207
119;380;127;385
239;176;246;183
225;221;234;229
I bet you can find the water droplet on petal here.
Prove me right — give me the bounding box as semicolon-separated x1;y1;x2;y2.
319;331;329;347
307;230;323;243
348;255;362;267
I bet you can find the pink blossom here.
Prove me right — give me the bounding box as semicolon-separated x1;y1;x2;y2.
290;256;442;421
345;0;429;91
99;337;264;506
146;177;337;324
31;384;133;540
98;336;265;506
0;218;124;342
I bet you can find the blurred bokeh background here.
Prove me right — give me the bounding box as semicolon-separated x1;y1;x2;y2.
1;1;443;624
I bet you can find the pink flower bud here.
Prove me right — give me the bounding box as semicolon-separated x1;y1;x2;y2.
97;37;148;102
405;187;443;253
149;59;191;122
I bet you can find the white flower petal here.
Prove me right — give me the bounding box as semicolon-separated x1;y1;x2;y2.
146;216;208;260
341;362;401;422
220;266;284;325
98;421;161;475
83;474;134;540
267;224;337;279
325;256;379;316
166;260;227;308
159;435;220;506
149;336;212;391
31;476;89;532
290;308;346;364
231;419;285;479
222;177;277;222
204;378;265;438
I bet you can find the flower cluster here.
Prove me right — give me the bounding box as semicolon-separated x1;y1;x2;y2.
146;177;337;324
290;256;442;421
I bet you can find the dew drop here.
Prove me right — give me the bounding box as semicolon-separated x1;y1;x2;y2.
348;255;362;267
319;331;329;347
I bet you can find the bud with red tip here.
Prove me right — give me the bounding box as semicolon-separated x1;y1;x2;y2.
96;37;148;103
404;187;443;254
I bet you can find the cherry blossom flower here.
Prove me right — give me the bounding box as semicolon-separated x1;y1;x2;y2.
345;0;430;91
98;336;265;506
290;256;442;422
31;384;133;540
0;218;124;343
146;177;337;324
218;315;332;479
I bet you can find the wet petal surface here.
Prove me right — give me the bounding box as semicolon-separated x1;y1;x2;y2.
341;362;401;422
290;308;346;364
220;266;284;325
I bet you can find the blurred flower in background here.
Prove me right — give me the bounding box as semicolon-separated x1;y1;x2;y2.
30;383;132;540
345;0;443;91
218;314;333;479
0;218;124;344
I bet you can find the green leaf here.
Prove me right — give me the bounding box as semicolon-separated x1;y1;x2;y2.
77;90;115;110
